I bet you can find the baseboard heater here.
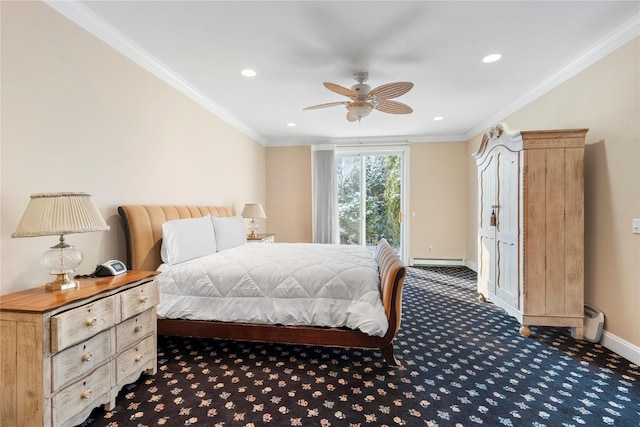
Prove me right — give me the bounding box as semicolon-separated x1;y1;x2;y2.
410;258;466;267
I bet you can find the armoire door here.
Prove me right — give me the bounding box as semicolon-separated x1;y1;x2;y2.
477;152;497;298
477;146;519;307
493;147;519;308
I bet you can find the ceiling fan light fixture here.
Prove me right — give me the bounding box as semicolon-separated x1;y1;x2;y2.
347;101;374;119
304;74;414;122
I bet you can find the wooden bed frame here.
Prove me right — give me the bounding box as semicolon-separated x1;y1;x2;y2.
118;205;407;365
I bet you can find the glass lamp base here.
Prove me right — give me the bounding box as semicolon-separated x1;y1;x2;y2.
45;272;79;291
248;219;259;238
41;238;82;291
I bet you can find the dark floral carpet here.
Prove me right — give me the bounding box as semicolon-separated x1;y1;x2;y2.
79;267;640;426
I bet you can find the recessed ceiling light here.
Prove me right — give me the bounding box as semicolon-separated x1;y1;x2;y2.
433;116;444;121
241;69;257;77
286;122;296;127
482;53;502;63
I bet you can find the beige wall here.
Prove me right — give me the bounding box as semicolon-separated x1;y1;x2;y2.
265;142;468;262
265;146;312;243
1;2;266;294
466;38;640;347
409;142;468;261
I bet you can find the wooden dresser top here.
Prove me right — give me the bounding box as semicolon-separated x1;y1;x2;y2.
0;271;158;313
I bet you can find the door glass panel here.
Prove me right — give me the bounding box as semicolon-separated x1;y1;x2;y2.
336;155;362;245
337;152;403;255
365;154;401;252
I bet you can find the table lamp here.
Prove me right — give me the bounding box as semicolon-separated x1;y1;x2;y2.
12;192;110;291
241;203;267;238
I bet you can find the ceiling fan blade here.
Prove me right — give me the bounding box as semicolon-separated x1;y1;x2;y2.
375;99;413;114
303;101;349;110
324;82;357;98
346;111;359;122
369;82;414;100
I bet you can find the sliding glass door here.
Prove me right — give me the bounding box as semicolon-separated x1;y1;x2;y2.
336;146;407;261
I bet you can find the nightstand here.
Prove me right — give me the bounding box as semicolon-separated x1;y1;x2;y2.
0;271;159;427
247;233;275;243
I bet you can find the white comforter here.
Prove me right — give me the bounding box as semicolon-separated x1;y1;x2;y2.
156;243;389;337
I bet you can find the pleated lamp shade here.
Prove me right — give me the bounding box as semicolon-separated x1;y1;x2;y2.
241;203;267;220
12;192;109;237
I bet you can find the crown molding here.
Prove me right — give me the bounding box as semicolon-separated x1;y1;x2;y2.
44;0;268;146
466;12;640;140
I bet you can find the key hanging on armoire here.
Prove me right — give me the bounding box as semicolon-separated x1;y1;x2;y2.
490;205;498;226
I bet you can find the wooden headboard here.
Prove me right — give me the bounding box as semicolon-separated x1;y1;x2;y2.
118;205;235;271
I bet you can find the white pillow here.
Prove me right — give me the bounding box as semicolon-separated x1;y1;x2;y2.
160;215;217;264
211;216;247;251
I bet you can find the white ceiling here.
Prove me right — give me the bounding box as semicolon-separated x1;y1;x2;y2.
48;1;639;146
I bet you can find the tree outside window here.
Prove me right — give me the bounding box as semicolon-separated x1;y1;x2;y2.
337;154;401;251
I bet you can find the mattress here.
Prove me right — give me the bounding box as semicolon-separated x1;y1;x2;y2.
156;243;389;337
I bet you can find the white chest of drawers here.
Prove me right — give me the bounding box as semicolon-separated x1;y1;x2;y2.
0;271;159;427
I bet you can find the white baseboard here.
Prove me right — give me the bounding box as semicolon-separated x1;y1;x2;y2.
411;258;466;267
465;260;478;272
410;258;478;272
600;330;640;366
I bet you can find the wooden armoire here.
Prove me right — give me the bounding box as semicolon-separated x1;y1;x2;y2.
473;123;588;339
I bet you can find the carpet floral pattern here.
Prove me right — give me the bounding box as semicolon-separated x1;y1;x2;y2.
79;267;640;426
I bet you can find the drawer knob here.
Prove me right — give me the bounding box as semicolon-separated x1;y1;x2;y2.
134;326;142;333
134;354;143;363
80;390;92;400
85;317;97;327
82;353;93;362
139;296;148;303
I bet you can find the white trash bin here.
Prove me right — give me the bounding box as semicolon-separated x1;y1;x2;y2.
572;304;604;343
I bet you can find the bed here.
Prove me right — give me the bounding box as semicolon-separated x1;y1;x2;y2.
118;205;406;365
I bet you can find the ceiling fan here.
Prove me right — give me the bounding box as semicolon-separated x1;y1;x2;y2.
303;72;414;122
